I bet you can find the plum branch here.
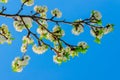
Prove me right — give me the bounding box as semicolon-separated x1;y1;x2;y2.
0;0;114;72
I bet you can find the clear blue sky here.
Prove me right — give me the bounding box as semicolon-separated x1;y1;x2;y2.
0;0;120;80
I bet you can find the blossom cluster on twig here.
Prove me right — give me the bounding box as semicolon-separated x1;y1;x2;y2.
0;0;114;72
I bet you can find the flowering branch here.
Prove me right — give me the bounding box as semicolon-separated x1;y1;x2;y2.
0;0;114;72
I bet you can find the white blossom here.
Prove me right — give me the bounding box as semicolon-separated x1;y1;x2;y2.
53;25;65;37
78;41;88;49
13;17;32;32
21;43;27;53
21;0;34;6
46;33;55;41
22;36;34;44
41;13;47;18
53;55;62;64
22;17;32;27
104;24;114;34
32;44;48;54
65;47;78;57
72;26;84;35
0;24;12;44
90;27;104;39
34;5;48;14
37;26;47;35
0;35;6;44
13;21;24;32
92;10;102;20
0;0;8;3
51;8;62;18
12;55;30;72
53;55;68;64
1;24;9;33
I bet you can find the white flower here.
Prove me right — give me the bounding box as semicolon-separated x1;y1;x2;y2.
12;56;30;72
78;41;88;49
53;55;67;64
12;57;23;72
104;24;114;34
90;27;104;39
21;36;34;53
92;10;102;20
53;55;62;64
22;17;32;28
13;21;24;32
46;33;55;41
41;13;47;18
51;8;62;18
21;43;27;53
17;56;30;66
22;36;34;44
13;17;32;32
32;44;48;54
37;26;47;35
72;26;84;35
34;5;48;13
1;24;9;33
0;24;12;44
53;25;61;32
0;0;8;3
24;55;30;60
65;47;78;57
21;0;34;6
53;25;65;37
0;35;6;44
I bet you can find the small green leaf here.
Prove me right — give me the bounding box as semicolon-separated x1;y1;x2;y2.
10;37;15;40
97;20;102;25
94;37;101;44
91;10;94;15
22;40;27;44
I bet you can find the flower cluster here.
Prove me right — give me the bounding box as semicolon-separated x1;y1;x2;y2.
22;36;34;44
90;24;114;44
53;42;89;64
12;55;30;72
77;41;89;53
46;33;56;42
90;10;102;23
53;46;69;64
53;55;68;64
0;0;8;3
104;24;114;34
32;44;48;54
51;8;62;18
13;17;32;32
21;36;34;53
72;20;84;35
37;22;48;38
45;25;64;44
90;27;104;39
53;25;65;38
34;5;48;14
21;0;34;6
0;24;13;44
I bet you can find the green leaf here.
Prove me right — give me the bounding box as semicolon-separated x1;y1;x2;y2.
94;37;101;44
10;37;15;40
91;10;95;15
97;20;102;25
64;52;70;59
22;40;27;44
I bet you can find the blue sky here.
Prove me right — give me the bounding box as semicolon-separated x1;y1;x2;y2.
0;0;120;80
